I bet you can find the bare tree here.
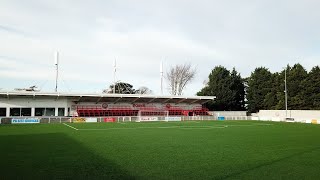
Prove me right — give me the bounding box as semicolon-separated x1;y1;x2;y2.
166;63;196;95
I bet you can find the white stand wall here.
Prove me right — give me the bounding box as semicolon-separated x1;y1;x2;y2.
0;98;70;117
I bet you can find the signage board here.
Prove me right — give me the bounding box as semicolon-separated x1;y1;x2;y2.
72;117;86;123
104;117;116;122
165;117;181;121
140;117;159;121
86;118;98;123
12;118;40;124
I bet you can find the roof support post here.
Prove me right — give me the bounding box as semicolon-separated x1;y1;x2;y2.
200;99;211;104
148;98;156;103
114;97;122;104
189;99;200;104
96;97;103;104
176;98;187;104
131;97;140;103
162;98;172;103
77;96;82;102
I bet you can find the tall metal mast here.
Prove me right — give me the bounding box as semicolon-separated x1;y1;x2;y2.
160;61;163;95
113;58;117;94
55;51;59;92
285;68;288;117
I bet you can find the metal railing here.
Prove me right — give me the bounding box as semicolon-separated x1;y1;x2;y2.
0;115;253;124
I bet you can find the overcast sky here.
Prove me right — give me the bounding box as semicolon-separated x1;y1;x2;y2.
1;0;319;95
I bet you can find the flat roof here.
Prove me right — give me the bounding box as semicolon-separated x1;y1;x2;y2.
0;91;216;104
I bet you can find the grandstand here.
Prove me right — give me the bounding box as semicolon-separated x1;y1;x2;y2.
0;91;215;119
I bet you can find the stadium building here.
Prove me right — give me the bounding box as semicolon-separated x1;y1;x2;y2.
0;91;215;119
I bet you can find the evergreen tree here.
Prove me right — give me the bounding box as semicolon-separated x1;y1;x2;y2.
303;66;320;109
197;66;245;111
286;64;308;109
103;82;136;94
264;73;280;109
274;72;285;110
230;68;246;110
246;67;273;113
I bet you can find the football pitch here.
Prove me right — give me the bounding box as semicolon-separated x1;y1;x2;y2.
1;120;320;179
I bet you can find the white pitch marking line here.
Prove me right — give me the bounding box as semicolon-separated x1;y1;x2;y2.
179;126;226;129
64;123;273;131
255;123;274;126
223;124;274;127
63;123;79;130
77;126;227;131
78;127;175;130
157;126;180;128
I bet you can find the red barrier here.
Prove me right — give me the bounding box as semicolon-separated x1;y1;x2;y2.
104;117;116;122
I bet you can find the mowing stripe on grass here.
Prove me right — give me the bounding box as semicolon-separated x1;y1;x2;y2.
62;123;273;131
77;126;188;131
179;126;226;129
225;123;273;127
77;125;227;131
63;123;79;130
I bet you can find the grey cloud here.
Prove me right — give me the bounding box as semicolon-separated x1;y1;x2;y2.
0;0;320;95
0;25;31;36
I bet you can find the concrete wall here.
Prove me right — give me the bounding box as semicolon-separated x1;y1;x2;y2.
209;111;247;117
252;110;320;122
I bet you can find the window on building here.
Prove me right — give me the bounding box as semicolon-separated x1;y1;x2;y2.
10;108;21;116
35;108;45;116
21;108;31;116
0;108;6;117
35;108;56;116
58;108;65;116
45;108;55;116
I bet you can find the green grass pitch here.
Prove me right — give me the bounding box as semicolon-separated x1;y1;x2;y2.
1;120;320;179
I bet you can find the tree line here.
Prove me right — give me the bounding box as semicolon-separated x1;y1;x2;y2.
197;64;320;112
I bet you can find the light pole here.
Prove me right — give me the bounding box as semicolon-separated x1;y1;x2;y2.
160;61;163;95
284;68;288;118
113;58;117;94
55;51;59;93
